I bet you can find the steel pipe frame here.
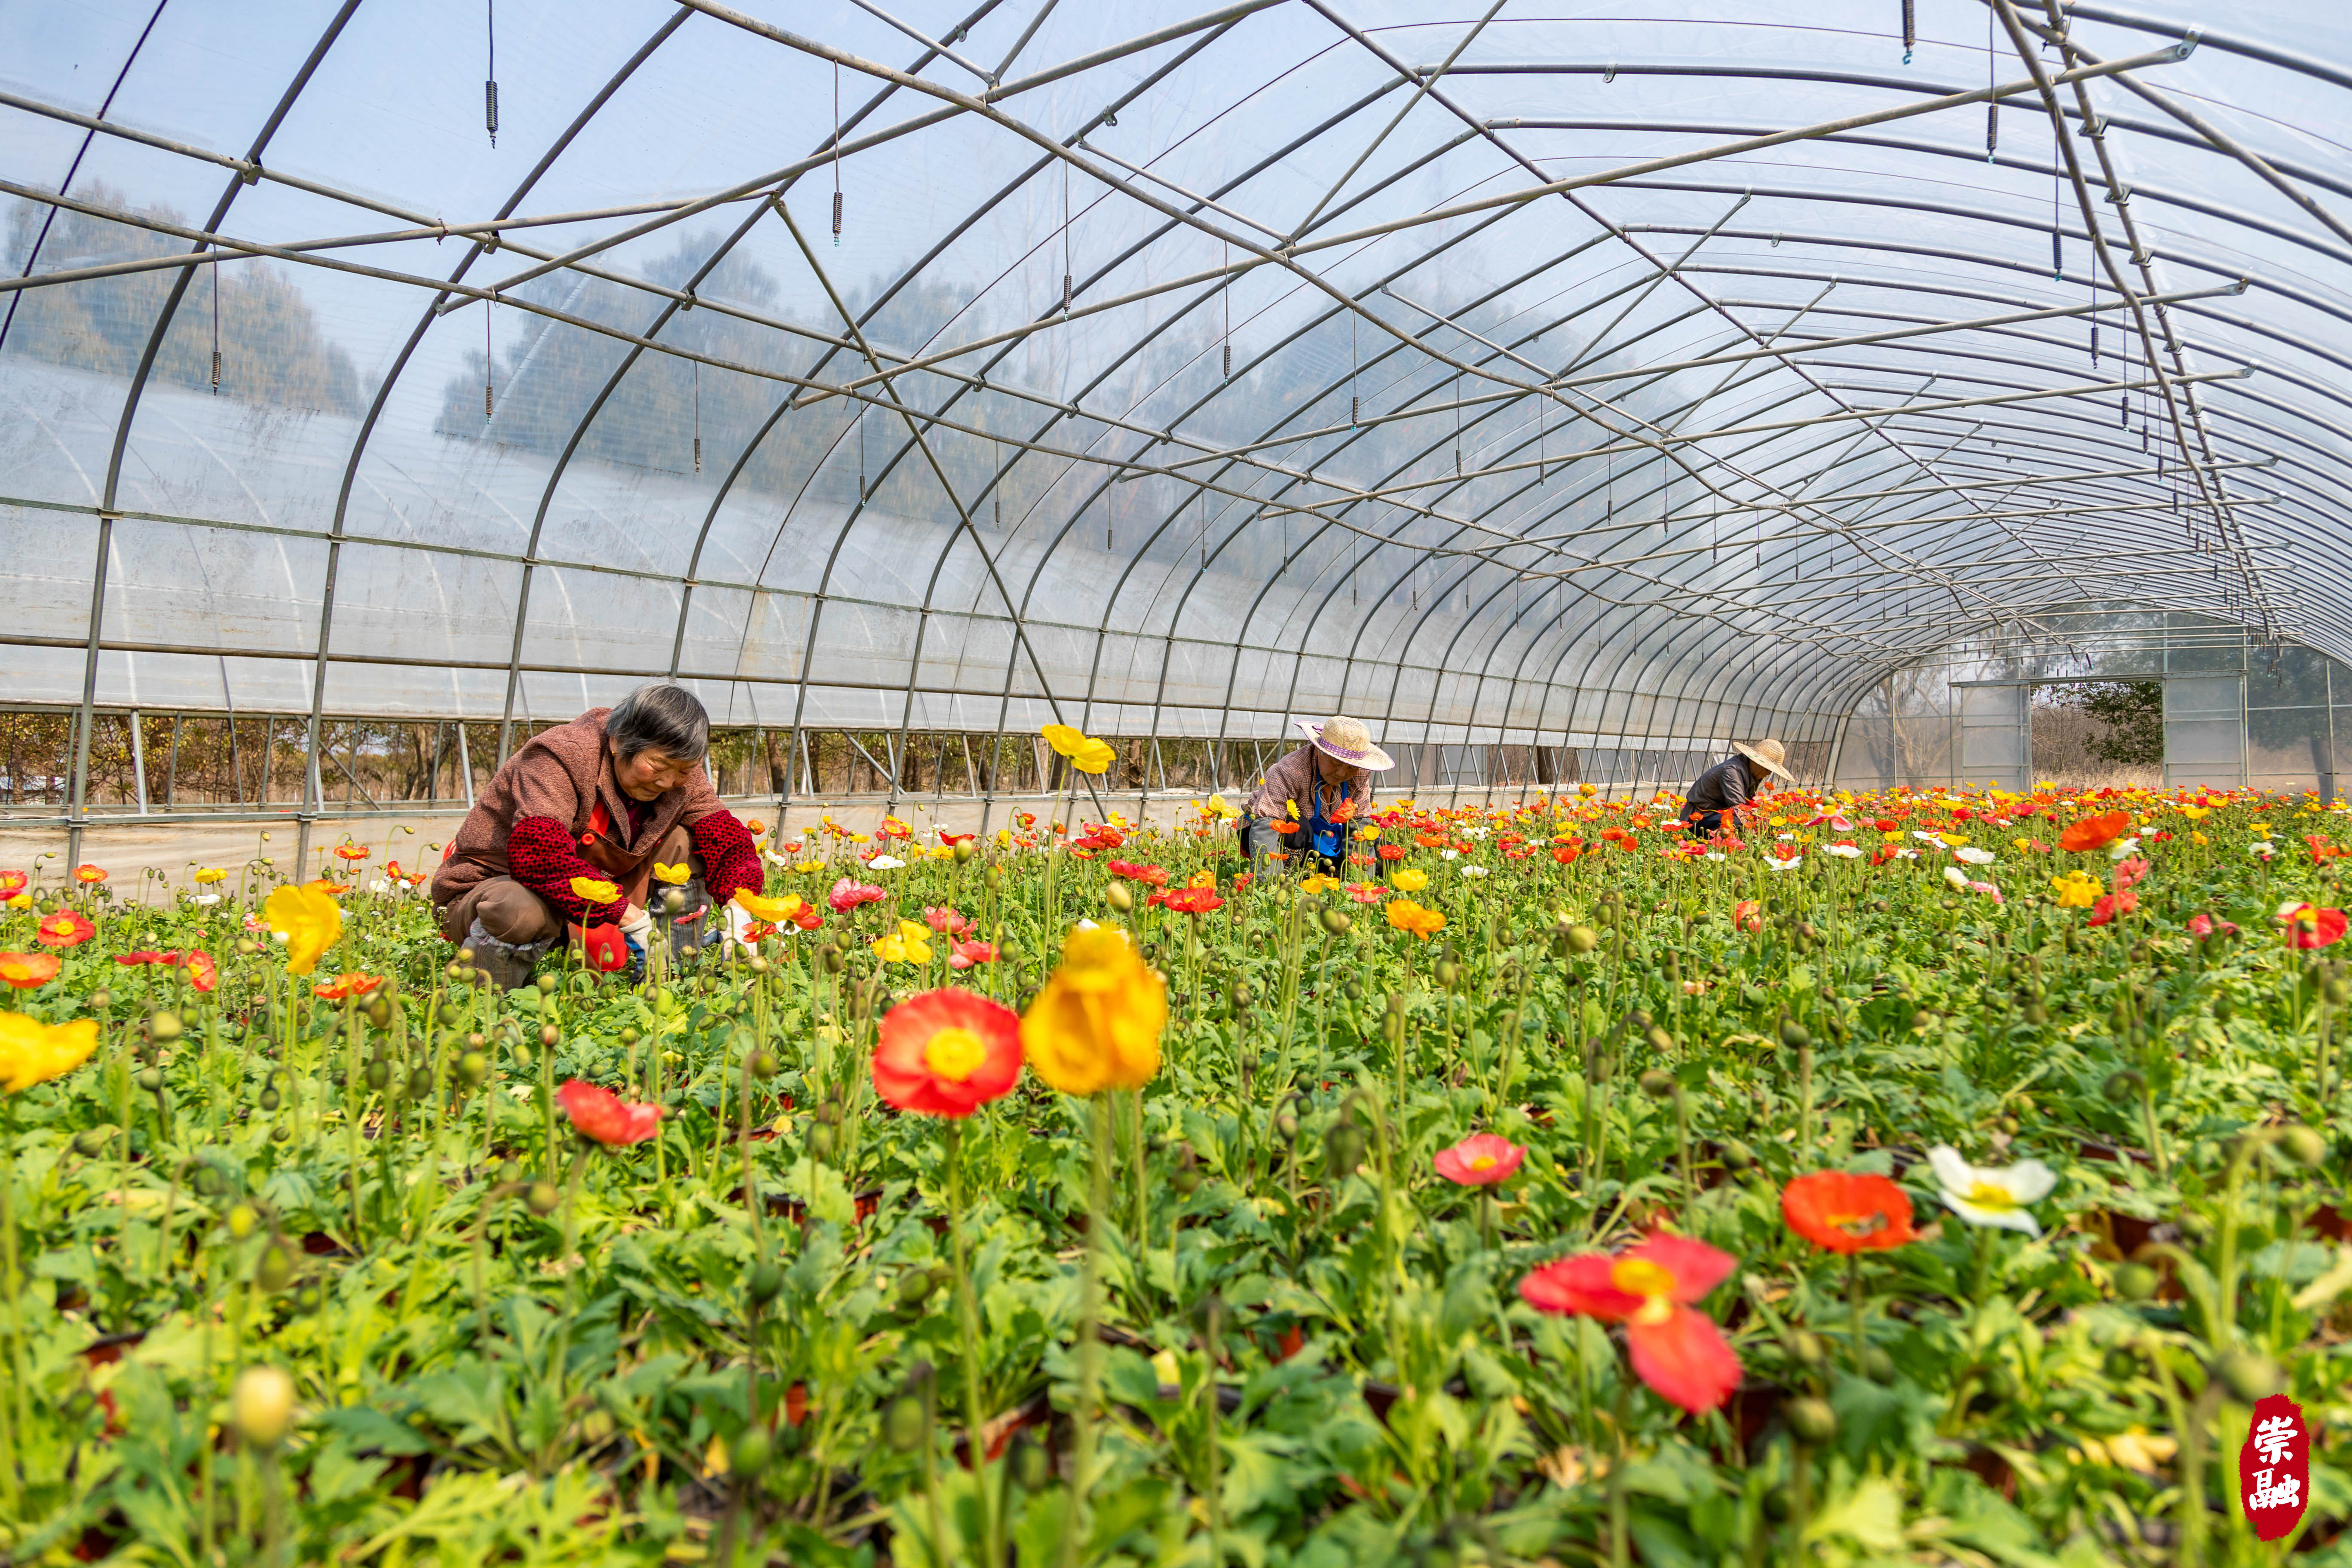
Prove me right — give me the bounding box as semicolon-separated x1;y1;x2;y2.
41;6;2352;841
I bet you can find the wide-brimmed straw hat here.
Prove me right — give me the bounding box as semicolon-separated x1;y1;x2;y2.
1296;714;1395;772
1732;737;1796;781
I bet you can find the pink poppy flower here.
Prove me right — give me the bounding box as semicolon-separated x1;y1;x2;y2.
947;939;998;971
828;877;886;913
1433;1133;1525;1187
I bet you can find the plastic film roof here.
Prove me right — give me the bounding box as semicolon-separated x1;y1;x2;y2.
4;0;2350;760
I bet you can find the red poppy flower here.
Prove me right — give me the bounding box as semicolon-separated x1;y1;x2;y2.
1107;861;1169;888
1433;1133;1524;1186
873;988;1022;1117
35;912;95;947
2306;835;2346;865
947;939;997;970
1552;843;1582;865
2276;902;2348;949
1731;899;1762;934
1163;886;1225;916
115;950;175;966
924;905;973;937
183;952;218;992
828;878;886;913
791;903;823;931
1781;1171;1917;1254
313;972;386;1001
1376;842;1406;861
2087;889;2138;928
937;830;975;846
2058;810;2132;853
557;1079;663;1145
1519;1234;1742;1414
1266;821;1300;837
0;871;25;899
0;951;60;988
72;864;107;885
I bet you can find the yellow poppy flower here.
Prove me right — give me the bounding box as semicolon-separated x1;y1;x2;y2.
262;881;343;977
1391;868;1429;893
2049;870;2099;909
1020;927;1164;1095
871;920;934;965
652;861;692;885
193;867;229;885
733;890;800;923
1041;723;1118;775
571;875;621;906
0;1011;99;1093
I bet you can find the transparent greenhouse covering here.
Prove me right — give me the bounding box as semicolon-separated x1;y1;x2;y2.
6;0;2352;790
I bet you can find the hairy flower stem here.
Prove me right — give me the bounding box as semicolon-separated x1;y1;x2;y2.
944;1119;1001;1568
1607;1371;1632;1568
1057;1094;1114;1568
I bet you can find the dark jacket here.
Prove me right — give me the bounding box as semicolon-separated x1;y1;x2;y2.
1683;754;1758;815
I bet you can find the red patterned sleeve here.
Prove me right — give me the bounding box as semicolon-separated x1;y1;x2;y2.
505;816;625;923
690;808;763;904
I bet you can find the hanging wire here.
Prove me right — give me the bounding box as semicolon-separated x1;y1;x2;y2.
1985;4;1998;159
831;62;844;245
1349;309;1358;425
858;408;867;502
692;358;701;474
1062;157;1073;314
2051;162;2064;282
1220;240;1231;380
210;252;221;393
484;0;499;148
483;297;493;421
1900;0;1914;65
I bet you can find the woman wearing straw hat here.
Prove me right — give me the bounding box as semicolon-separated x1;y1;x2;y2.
1679;738;1795;837
1245;715;1395;875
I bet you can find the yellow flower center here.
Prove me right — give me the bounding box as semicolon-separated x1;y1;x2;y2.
1965;1181;2017;1211
1610;1257;1675;1299
923;1027;987;1082
1469;1155;1497;1172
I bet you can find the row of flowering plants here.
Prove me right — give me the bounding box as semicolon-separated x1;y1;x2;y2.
0;769;2343;1563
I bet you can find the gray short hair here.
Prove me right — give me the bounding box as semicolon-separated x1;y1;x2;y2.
605;683;710;763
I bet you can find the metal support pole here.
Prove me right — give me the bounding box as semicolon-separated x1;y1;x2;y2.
129;709;148;815
456;721;476;808
165;712;181;808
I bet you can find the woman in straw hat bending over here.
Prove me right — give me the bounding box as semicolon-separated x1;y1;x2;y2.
1678;738;1796;838
1245;715;1395;876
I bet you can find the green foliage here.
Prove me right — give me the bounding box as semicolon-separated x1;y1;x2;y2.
2060;680;2167;768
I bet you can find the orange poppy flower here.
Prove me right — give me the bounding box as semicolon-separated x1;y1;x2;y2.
2057;810;2131;853
35;912;95;948
873;988;1023;1117
1781;1171;1917;1254
334;845;370;862
72;864;107;885
1163;887;1225;915
313;972;386;1001
0;871;25;899
0;952;60;989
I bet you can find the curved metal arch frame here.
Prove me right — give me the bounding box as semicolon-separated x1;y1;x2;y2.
38;0;2352;840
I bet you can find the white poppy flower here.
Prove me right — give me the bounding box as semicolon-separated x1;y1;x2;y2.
1911;830;1943;843
1440;848;1459;860
2250;840;2277;857
1458;864;1489;878
1942;865;1969;889
867;854;907;870
1954;846;1995;866
2107;837;2141;861
1895;847;1920;861
1703;851;1727;862
1823;843;1862;859
189;893;221;906
1926;1145;2057;1235
1768;856;1804;872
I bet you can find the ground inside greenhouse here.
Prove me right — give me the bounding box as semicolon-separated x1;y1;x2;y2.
3;787;1534;889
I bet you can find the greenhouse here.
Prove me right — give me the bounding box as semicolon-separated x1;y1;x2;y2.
1;0;2349;1563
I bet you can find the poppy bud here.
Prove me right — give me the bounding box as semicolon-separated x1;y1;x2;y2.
1788;1329;1826;1366
1106;882;1134;914
1326;1121;1366;1174
2112;1262;2159;1301
808;1124;836;1158
540;1023;560;1047
2213;1349;2281;1403
1380;1012;1405;1044
536;974;558;995
364;996;393;1029
1010;1432;1052;1489
149;1010;184;1044
2281;1124;2328;1167
89;989;112;1010
666;889;689;915
1779;1020;1810;1049
236;939;260;957
1565;925;1598;954
407;1067;434;1102
2101;1068;2144;1103
1786;1396;1838;1444
747;1262;784;1305
883;1394;927;1452
526;1181;561;1216
749;1049;779;1079
1645;1026;1675;1054
732;1426;773;1479
953;840;976;864
459;1051;489;1087
232;1366;297;1451
255;1243;295;1293
1321;908;1351;935
137;1066;163;1093
364;1058;392;1090
1638;1068;1675;1098
897;1269;938;1308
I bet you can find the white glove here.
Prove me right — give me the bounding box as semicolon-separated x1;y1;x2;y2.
619;903;654;947
721;900;756;951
